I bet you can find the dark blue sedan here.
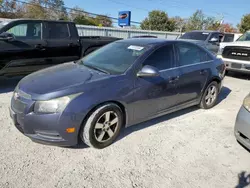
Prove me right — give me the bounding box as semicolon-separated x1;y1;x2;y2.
10;38;225;149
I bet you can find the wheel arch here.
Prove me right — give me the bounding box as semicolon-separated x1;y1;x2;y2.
79;100;127;131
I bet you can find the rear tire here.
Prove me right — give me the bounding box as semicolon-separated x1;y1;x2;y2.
199;81;219;109
80;103;123;149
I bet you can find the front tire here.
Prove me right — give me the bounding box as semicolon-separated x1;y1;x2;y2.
199;81;219;109
80;103;123;149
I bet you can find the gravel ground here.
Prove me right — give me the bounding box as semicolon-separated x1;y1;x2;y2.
0;74;250;188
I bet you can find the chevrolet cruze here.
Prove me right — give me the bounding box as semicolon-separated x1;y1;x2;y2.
10;39;225;149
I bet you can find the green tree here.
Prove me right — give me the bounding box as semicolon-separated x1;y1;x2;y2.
24;0;48;19
141;10;177;31
186;10;221;31
0;0;25;18
238;14;250;33
73;15;97;25
95;15;112;27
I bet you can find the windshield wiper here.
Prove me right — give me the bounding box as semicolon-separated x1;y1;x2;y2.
83;64;110;74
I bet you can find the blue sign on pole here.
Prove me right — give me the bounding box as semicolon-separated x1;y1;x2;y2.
118;11;131;27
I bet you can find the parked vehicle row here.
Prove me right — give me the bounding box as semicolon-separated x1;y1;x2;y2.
9;38;225;148
0;19;120;77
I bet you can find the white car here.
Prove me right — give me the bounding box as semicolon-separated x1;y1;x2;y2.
217;31;250;74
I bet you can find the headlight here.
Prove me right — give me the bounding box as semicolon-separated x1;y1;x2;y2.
217;47;224;55
34;93;82;114
243;95;250;112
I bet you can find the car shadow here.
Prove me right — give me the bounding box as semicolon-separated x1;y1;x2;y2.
0;76;23;94
117;106;199;143
74;86;231;149
227;71;250;80
235;171;250;188
217;86;232;104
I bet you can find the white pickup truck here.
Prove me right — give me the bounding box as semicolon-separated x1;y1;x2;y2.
217;31;250;74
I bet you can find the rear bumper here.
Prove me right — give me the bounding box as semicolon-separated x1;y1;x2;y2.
218;55;250;74
235;106;250;151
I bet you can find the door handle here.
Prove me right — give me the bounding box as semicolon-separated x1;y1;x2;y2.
169;76;179;84
200;70;207;75
35;44;46;50
68;43;80;47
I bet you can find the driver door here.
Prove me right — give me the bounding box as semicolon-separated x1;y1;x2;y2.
132;44;179;122
0;21;47;75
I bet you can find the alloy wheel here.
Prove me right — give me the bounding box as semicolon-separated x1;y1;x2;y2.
94;111;119;143
205;85;217;106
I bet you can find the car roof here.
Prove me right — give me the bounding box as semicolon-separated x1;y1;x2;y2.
9;18;73;24
117;38;175;46
187;30;221;33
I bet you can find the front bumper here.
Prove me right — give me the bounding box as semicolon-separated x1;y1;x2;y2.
9;97;82;146
218;55;250;74
235;106;250;151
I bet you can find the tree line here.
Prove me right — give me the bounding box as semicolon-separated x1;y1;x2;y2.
1;0;250;33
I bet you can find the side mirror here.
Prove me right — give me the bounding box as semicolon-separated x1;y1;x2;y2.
0;32;15;41
209;37;219;43
137;65;160;77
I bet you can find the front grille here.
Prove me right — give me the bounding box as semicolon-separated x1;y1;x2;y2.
12;98;27;113
222;46;250;61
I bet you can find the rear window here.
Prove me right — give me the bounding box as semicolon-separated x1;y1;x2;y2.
180;32;210;41
223;34;234;42
47;22;69;39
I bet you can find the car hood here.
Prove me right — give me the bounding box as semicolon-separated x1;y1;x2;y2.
220;41;250;48
18;62;110;97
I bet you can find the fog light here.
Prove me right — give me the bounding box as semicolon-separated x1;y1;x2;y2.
66;128;75;133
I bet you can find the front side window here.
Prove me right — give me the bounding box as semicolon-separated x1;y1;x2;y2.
47;23;69;39
7;22;41;39
176;42;212;66
143;45;174;70
80;42;148;74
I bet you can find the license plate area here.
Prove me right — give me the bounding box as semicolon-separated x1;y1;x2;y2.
231;63;242;69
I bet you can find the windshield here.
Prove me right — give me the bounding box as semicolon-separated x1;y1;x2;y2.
180;31;210;41
0;21;9;30
237;32;250;41
80;42;148;74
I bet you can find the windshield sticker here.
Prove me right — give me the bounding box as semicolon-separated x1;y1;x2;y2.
202;32;209;35
128;45;144;51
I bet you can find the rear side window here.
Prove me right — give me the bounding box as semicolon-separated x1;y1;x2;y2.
47;22;69;39
143;45;174;70
176;42;212;66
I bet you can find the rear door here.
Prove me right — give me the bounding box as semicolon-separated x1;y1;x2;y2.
44;22;80;65
0;20;47;75
133;44;179;121
174;42;212;106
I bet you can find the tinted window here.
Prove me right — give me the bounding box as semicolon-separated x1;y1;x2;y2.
143;45;174;70
180;32;209;41
47;23;69;39
223;33;234;42
176;42;212;66
80;42;148;74
7;22;41;39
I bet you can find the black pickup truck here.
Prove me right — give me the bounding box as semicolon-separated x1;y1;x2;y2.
0;19;120;76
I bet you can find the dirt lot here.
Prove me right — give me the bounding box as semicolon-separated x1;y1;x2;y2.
0;74;250;188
